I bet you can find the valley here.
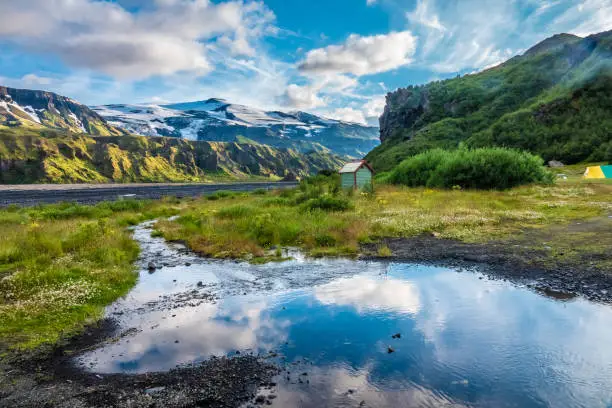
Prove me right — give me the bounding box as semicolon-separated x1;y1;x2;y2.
1;16;612;408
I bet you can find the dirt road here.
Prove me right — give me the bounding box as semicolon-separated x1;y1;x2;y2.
0;182;298;207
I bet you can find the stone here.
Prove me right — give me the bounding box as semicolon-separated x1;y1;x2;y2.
548;160;565;168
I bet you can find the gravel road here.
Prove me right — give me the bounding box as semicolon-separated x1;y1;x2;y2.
0;182;298;207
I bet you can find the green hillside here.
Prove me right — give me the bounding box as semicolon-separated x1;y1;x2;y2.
367;31;612;172
0;128;344;183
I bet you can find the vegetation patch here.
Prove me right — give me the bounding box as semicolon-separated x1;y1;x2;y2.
156;171;611;262
0;199;183;351
386;148;554;190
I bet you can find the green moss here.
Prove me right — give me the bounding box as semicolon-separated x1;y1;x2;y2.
0;129;344;183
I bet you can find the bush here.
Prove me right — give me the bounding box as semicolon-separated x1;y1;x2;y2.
387;148;553;190
217;205;255;219
301;196;352;212
206;190;236;201
315;233;337;247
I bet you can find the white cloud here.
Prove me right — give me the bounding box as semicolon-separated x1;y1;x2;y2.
363;95;387;126
315;276;421;314
402;0;612;74
407;0;446;32
0;0;275;79
298;31;418;76
21;74;52;86
328;107;367;125
551;0;612;37
279;84;327;109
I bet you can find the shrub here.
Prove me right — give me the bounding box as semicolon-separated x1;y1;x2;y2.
261;197;291;207
217;205;255;219
315;233;337;247
377;245;392;257
387;148;553;190
301;196;352;212
207;190;236;201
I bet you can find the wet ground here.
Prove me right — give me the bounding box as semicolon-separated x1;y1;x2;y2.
2;221;612;407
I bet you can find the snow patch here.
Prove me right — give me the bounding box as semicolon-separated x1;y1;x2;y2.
179;119;206;140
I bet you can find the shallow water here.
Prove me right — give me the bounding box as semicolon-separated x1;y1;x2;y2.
78;222;612;408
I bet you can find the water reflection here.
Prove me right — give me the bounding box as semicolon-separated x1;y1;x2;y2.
78;225;612;408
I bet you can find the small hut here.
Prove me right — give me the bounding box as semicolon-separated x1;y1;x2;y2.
339;160;374;189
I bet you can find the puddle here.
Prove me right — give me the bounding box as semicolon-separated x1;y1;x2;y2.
78;221;612;408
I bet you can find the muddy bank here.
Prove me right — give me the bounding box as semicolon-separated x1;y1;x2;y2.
362;233;612;303
0;321;278;408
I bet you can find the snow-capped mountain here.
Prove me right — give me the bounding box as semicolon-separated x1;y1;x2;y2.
0;86;124;136
92;98;379;158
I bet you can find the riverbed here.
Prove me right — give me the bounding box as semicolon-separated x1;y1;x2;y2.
71;221;612;408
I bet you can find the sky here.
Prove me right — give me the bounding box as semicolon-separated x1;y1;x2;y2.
0;0;611;126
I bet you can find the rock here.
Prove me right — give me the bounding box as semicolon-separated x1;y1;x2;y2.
548;160;565;168
255;395;266;404
147;262;157;271
391;333;401;339
185;262;192;266
387;347;395;354
197;281;204;287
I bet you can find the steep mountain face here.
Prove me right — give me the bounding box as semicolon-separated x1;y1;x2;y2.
0;86;125;136
92;99;379;158
369;30;612;172
0;128;344;184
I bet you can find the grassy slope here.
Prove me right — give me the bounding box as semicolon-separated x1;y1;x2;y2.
0;128;344;183
367;31;612;172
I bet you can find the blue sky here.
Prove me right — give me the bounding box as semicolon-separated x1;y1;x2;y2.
0;0;610;125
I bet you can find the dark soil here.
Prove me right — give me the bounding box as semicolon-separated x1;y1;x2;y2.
361;217;612;303
0;319;278;408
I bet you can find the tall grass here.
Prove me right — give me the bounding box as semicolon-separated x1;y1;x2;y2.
0;199;183;351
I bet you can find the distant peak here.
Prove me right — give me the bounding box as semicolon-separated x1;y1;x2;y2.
524;33;582;56
204;98;228;104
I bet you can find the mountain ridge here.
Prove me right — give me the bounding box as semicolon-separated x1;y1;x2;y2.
93;100;379;158
0;86;125;136
367;30;612;172
0;127;344;184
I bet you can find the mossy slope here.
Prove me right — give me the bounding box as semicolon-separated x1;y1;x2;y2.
0;128;345;183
